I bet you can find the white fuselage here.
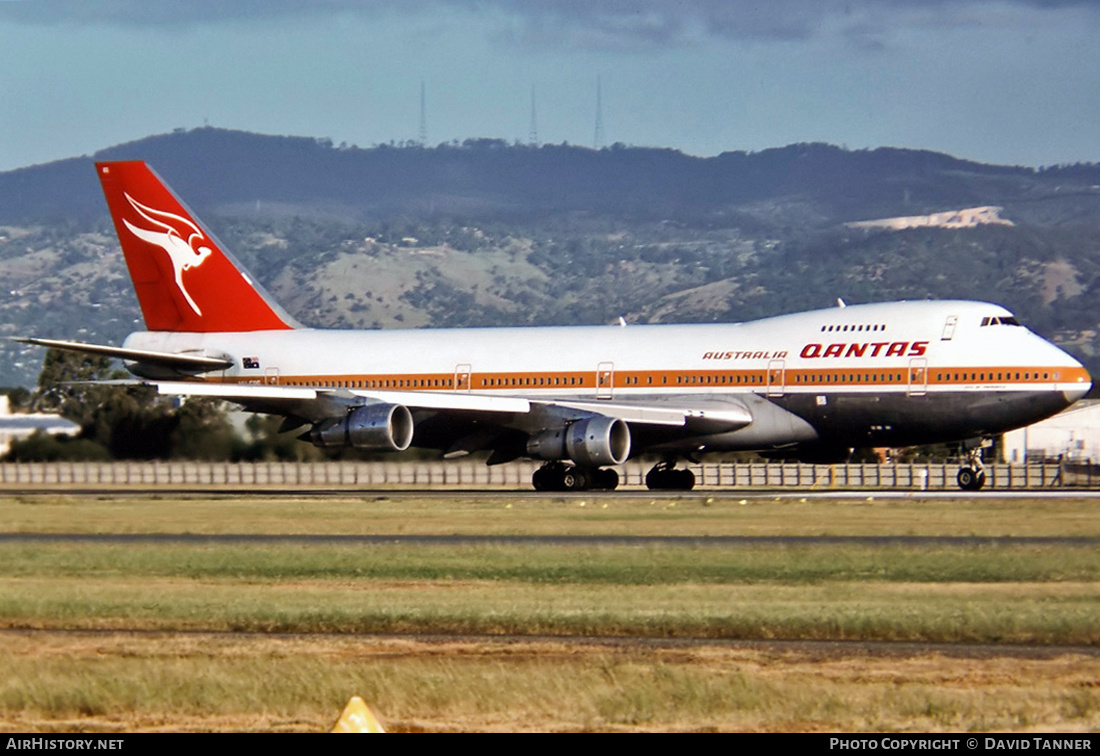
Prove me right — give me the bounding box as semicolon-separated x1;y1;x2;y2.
123;299;1090;455
124;300;1086;398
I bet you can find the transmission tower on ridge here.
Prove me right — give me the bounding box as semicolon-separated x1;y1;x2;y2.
593;75;604;149
529;84;538;146
419;80;427;145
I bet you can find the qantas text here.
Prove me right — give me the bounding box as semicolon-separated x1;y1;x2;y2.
799;341;928;359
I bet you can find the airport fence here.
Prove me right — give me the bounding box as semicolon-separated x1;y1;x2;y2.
0;459;1080;490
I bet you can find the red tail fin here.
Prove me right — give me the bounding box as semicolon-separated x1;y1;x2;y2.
96;161;295;332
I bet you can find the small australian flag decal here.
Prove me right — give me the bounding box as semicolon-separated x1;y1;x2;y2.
243;357;260;370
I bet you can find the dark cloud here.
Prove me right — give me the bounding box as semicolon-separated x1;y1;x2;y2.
1;0;1096;49
487;0;1100;50
0;0;420;27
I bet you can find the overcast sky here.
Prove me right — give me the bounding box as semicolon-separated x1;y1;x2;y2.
1;0;1098;171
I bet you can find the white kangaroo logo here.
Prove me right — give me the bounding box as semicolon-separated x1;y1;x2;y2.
122;193;212;316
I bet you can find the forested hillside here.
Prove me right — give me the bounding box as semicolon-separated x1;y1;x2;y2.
1;128;1099;389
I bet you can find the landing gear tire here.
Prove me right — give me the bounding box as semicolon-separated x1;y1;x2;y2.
561;467;588;491
645;463;696;491
532;464;556;491
591;468;619;491
676;469;696;490
532;463;619;491
956;468;986;491
956;440;990;491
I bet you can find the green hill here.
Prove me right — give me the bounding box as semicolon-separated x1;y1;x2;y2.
2;128;1099;389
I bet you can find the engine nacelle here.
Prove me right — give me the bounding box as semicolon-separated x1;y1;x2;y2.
309;403;414;451
526;416;631;467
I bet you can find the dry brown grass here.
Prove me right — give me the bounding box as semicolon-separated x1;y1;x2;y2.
1;630;1097;733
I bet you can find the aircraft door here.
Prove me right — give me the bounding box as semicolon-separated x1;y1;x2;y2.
941;315;958;341
264;367;279;385
766;359;786;397
908;358;928;397
596;362;614;399
454;364;472;392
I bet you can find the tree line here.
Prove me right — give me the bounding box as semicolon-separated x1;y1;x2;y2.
4;349;318;462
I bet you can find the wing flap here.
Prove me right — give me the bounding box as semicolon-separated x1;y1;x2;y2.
545;398;753;431
153;381;319;401
151;382;531;413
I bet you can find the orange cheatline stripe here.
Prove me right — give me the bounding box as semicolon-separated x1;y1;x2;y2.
201;365;1090;391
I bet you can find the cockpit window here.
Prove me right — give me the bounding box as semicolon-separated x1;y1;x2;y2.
981;316;1022;327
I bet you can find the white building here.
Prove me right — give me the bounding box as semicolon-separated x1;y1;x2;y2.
0;395;81;455
1002;399;1100;463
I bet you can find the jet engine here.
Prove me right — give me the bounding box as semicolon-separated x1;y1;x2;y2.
526;415;631;467
308;403;414;451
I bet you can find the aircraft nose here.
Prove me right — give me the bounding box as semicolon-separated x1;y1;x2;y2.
1062;358;1092;404
1064;386;1090;403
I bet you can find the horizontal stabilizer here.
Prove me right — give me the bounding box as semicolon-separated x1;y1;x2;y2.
10;337;232;372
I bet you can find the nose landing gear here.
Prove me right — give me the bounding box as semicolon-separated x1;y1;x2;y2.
956;466;986;491
956;440;990;491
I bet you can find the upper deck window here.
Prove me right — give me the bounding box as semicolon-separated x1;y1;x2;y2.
980;316;1022;327
820;323;886;332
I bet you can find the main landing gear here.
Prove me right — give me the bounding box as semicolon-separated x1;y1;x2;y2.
645;461;696;491
532;462;619;491
956;441;989;491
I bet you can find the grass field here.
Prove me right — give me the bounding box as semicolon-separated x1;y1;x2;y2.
0;492;1097;732
3;491;1100;537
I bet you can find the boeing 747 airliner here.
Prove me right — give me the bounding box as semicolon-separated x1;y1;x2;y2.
15;162;1092;491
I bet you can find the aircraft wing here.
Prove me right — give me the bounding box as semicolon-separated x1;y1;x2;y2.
148;380;753;431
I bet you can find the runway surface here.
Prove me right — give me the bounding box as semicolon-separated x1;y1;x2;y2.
0;485;1096;499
